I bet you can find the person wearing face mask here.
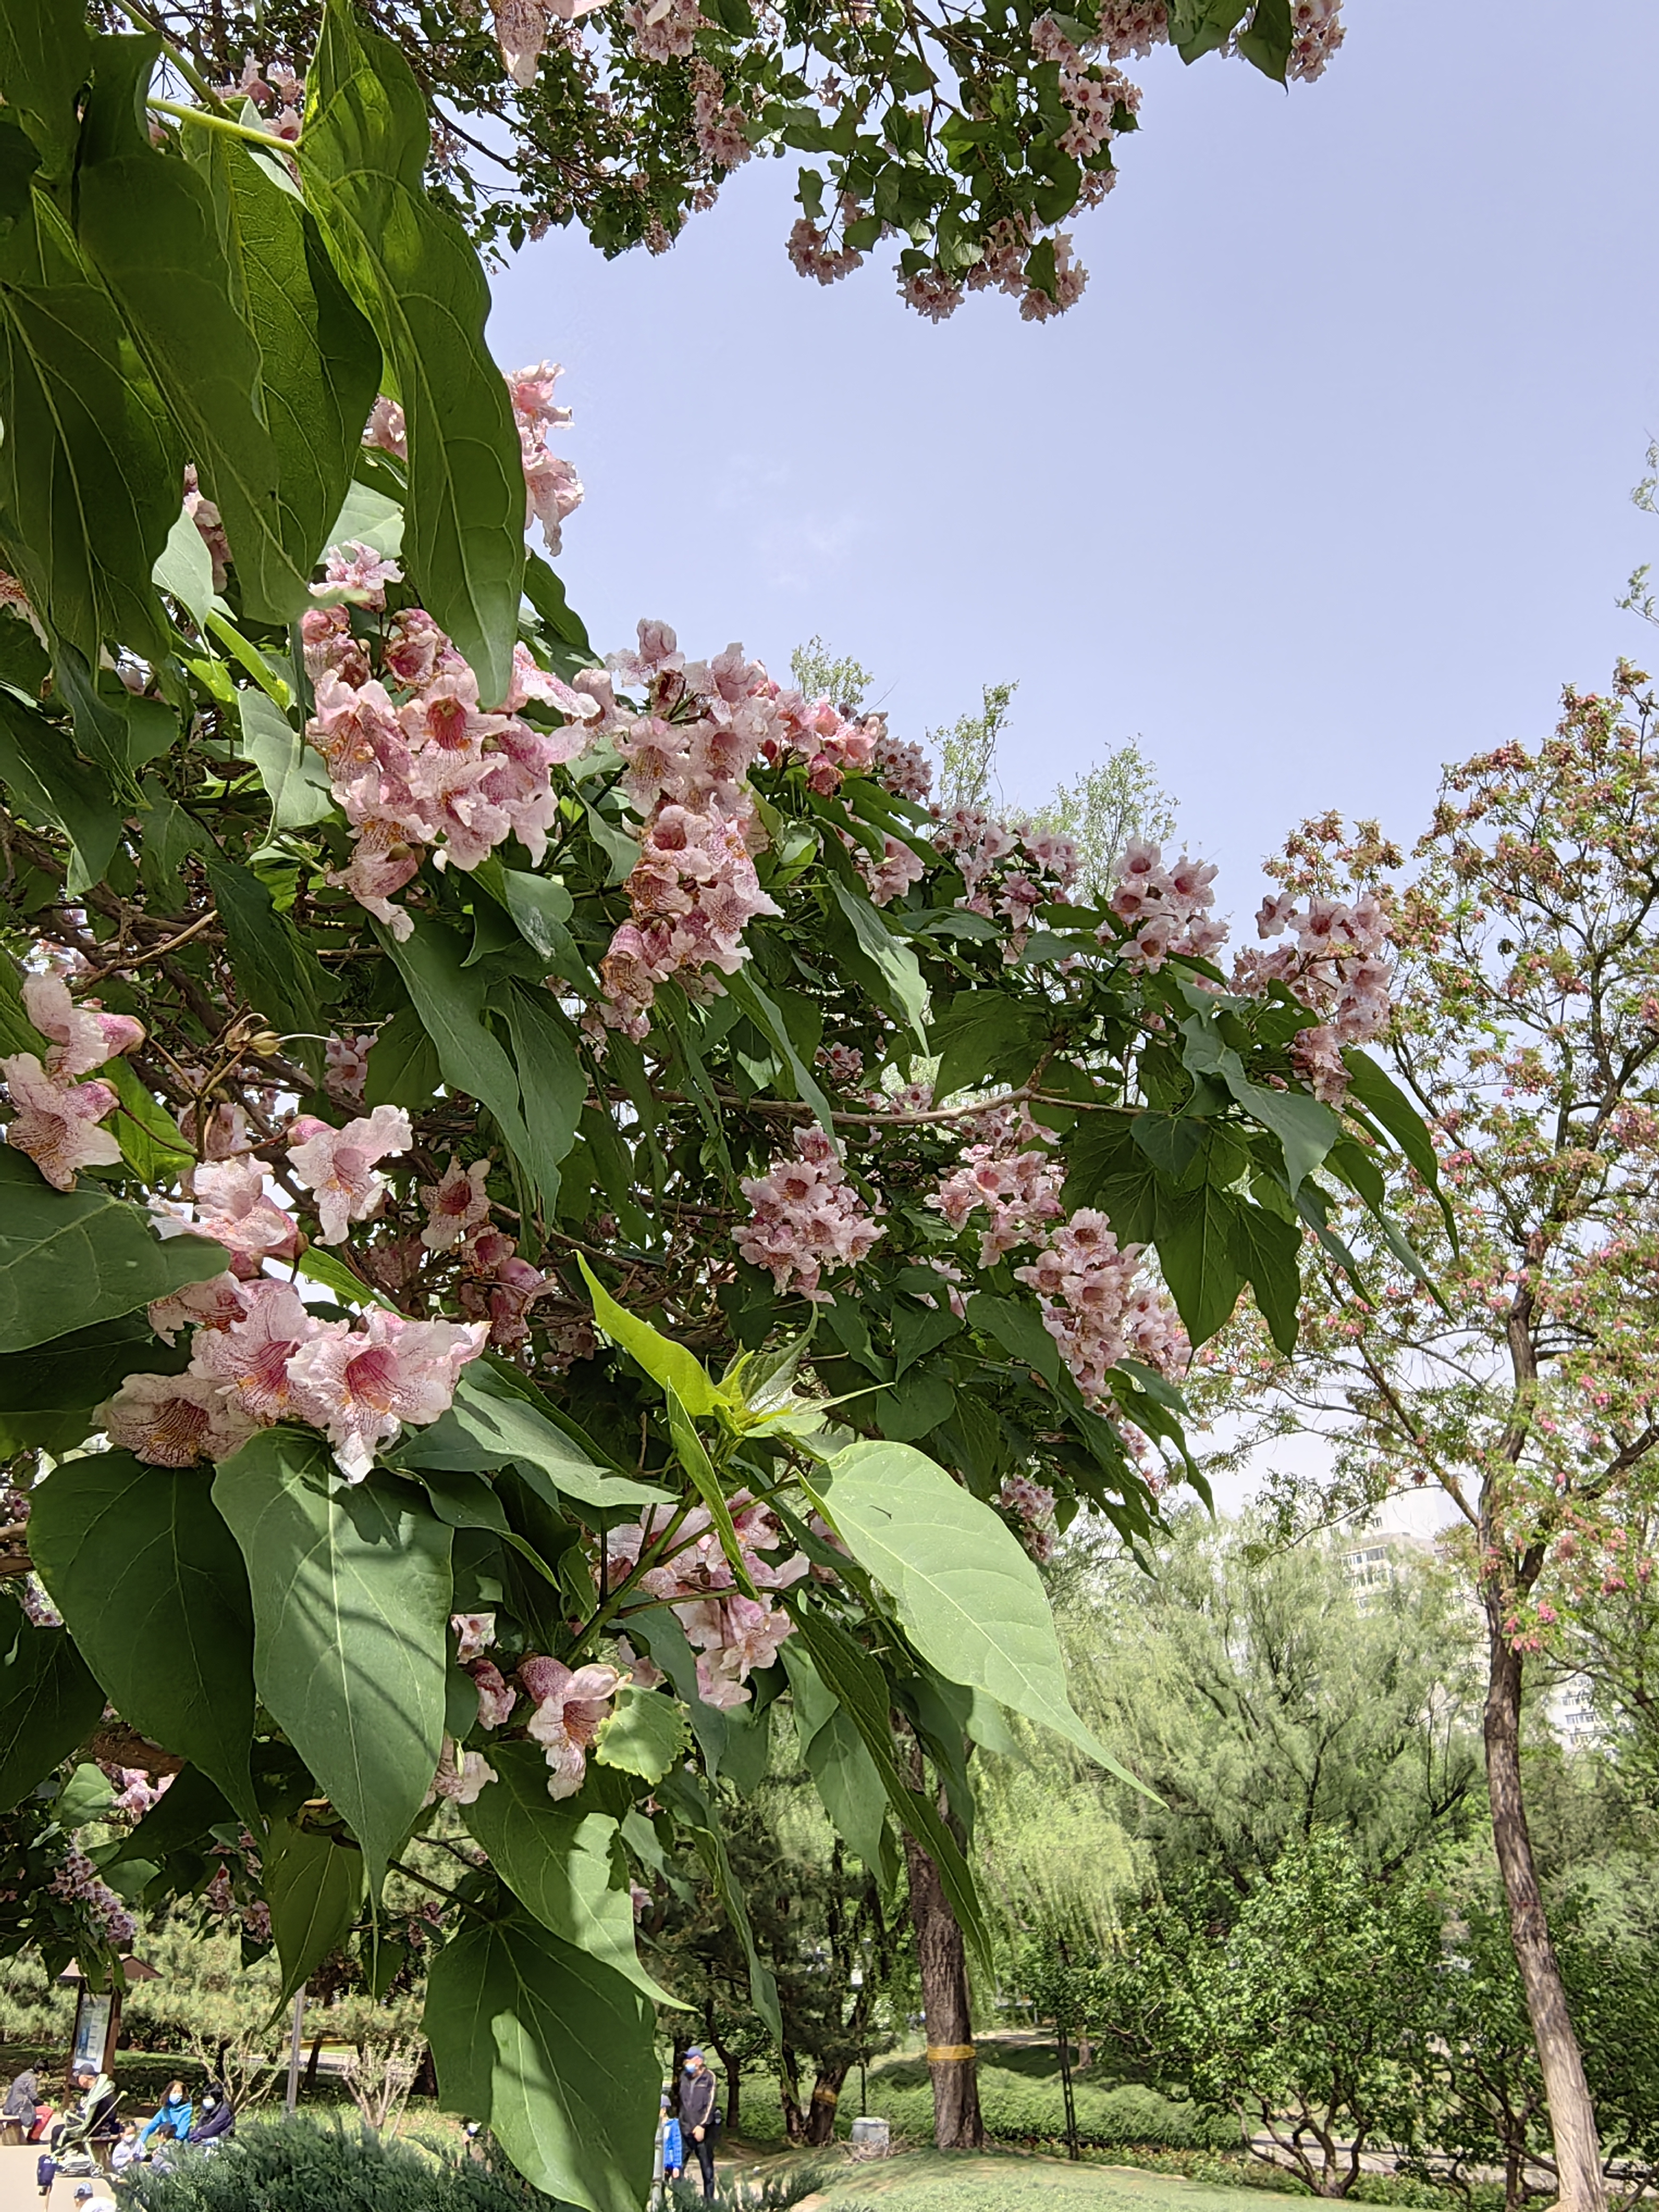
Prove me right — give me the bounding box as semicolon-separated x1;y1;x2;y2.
677;2049;718;2203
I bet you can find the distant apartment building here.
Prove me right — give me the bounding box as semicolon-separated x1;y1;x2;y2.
1334;1522;1604;1752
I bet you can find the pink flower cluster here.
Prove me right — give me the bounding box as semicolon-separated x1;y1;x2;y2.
999;1473;1058;1564
736;1125;884;1300
1289;0;1346;81
458;1226;555;1349
586;622;875;1040
508;362;586;554
853;832;928;907
1234;889;1393;1101
106;1275;487;1481
691;61;754;169
213;53;303;137
1107;839;1227;969
787;216;864;288
1014;1209;1187;1402
932;809;1079;950
152;1154;299;1283
608;1491;807;1708
289;1104;412;1244
1;974;145;1189
929;1106;1065;1264
1031;14;1141;162
103;1764;171;1819
623;0;706;59
488;0;604;88
870;725;934;802
302;561;595;939
51;1846;136;1949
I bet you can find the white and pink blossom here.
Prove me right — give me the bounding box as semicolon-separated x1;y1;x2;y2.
1;1053;121;1189
287;1104;412;1245
519;1654;623;1797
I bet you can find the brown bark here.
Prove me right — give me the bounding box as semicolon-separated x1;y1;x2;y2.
902;1827;984;2150
1484;1605;1604;2212
777;2043;807;2142
803;2065;849;2147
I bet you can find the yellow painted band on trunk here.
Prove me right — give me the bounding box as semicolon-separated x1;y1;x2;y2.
924;2045;976;2063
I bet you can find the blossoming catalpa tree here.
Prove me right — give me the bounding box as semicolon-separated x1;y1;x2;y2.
0;5;1425;2200
1199;701;1659;2212
112;0;1346;321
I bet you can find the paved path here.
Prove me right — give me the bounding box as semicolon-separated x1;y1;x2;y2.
0;2140;114;2212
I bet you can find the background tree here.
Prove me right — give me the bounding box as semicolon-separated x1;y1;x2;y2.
1204;668;1659;2212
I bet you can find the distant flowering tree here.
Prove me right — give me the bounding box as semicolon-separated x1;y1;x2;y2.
1201;676;1659;2212
0;5;1425;2200
106;0;1347;321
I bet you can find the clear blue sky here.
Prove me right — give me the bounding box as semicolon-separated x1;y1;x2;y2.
489;0;1659;907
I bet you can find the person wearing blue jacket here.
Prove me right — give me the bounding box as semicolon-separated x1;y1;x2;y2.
139;2082;192;2153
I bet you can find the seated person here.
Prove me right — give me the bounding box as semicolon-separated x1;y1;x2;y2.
139;2080;192;2155
110;2123;142;2173
188;2084;234;2147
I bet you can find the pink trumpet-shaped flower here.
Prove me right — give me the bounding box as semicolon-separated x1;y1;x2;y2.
420;1157;493;1251
22;973;145;1078
188;1280;324;1425
1;1054;121;1189
287;1308;488;1481
287;1104;412;1245
451;1611;497;1662
148;1271;250;1346
518;1654;624;1798
99;1370;259;1468
187;1155;300;1276
424;1736;497;1806
468;1658;517;1729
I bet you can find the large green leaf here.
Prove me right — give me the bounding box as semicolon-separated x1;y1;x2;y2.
264;1817;365;2004
810;1439;1124;1774
724;969;838;1141
425;1912;657;2212
577;1256;719;1418
0;1149;229;1353
1227;1201;1302;1357
376;915;544;1197
0;679;124;892
0;187;177;679
0;0;89;175
0;1308;187;1457
28;1452;259;1825
826;879;928;1045
1156;1169;1245;1347
791;1607;991;1969
499;983;587;1220
395;1360;669;1510
189;131;382;584
238;690;334;832
204;855;338;1037
299;0;524;705
459;1742;675;2005
781;1643;889;1873
74;37;310;624
1178;1006;1339;1196
212;1431;452;1887
594;1684;688;1788
0;1616;105;1811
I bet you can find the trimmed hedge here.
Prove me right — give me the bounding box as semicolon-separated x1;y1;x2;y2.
118;2114;562;2212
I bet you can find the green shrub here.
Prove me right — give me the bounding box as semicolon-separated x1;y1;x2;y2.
118;2113;565;2212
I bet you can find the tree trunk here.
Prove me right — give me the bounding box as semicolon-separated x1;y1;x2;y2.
710;2042;741;2134
777;2043;807;2142
803;2063;849;2147
1485;1617;1604;2212
303;2033;325;2096
902;1828;984;2150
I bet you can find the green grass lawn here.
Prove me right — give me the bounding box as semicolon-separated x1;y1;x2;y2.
778;2144;1314;2212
